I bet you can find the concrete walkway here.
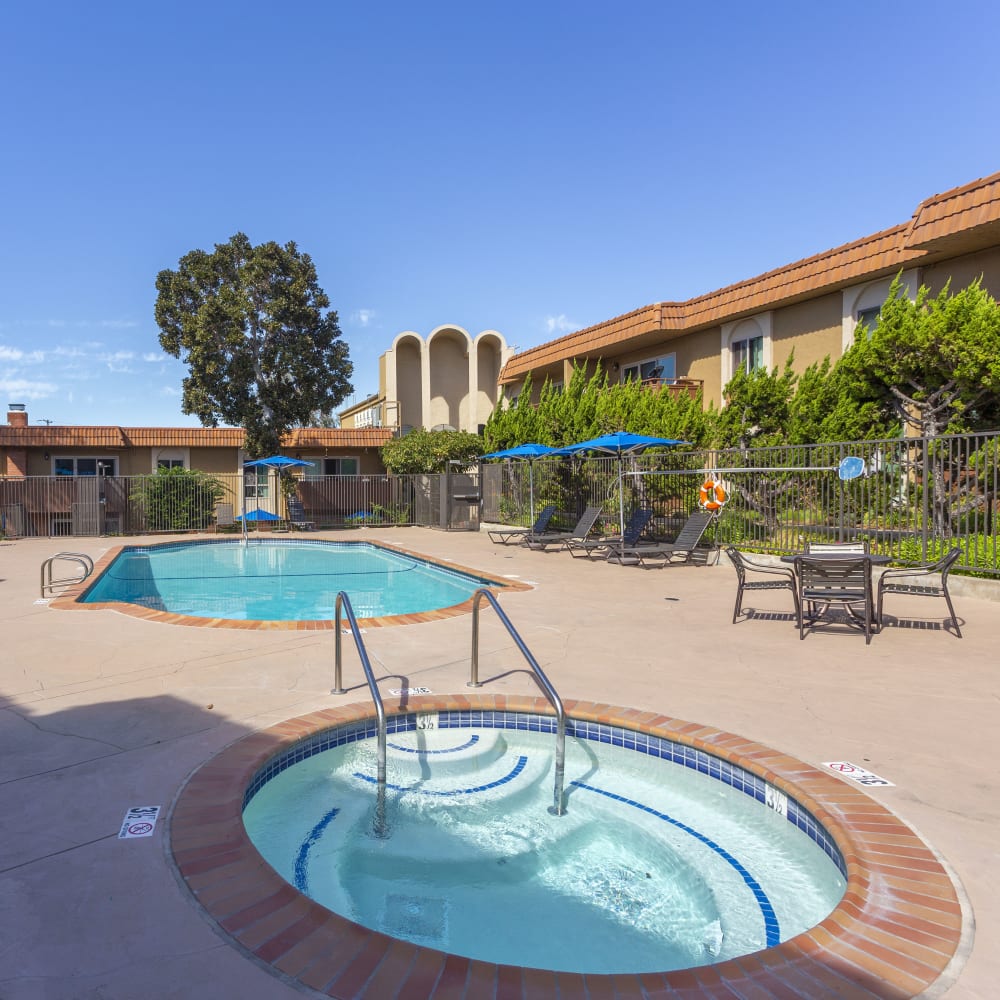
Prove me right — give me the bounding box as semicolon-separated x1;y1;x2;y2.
1;528;996;999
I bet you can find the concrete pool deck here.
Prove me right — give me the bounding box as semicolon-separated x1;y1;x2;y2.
1;528;997;999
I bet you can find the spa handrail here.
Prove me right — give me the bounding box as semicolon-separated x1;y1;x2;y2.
40;551;95;596
468;587;566;816
331;591;387;838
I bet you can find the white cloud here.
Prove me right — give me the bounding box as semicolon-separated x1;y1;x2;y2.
351;309;375;327
159;385;181;396
0;377;58;399
0;346;24;361
142;352;165;362
544;314;579;335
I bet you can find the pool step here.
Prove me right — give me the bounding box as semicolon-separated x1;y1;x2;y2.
384;728;508;780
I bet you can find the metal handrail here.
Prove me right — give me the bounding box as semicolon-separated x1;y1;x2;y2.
468;588;566;816
40;552;95;596
331;591;387;838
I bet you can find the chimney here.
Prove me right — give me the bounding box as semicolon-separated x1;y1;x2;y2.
7;403;28;427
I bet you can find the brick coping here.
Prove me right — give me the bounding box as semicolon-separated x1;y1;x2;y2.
168;696;964;999
49;538;531;629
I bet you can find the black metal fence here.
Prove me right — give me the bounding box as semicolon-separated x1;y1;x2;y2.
0;470;480;538
481;430;1000;575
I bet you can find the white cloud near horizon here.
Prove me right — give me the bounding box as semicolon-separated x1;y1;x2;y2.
0;377;58;399
544;314;579;335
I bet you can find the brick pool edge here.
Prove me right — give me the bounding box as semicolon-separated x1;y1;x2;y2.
168;695;965;999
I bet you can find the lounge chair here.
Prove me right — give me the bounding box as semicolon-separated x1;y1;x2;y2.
877;547;962;637
525;506;604;551
488;505;557;545
725;546;799;622
215;502;235;529
287;498;316;530
608;509;717;566
566;507;655;560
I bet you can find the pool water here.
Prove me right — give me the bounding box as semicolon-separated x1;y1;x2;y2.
81;539;500;621
243;725;846;974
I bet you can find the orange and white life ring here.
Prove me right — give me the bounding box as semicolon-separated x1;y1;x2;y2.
699;478;728;511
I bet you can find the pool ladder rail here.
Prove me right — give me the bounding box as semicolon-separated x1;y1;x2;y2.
331;586;566;833
332;592;388;838
40;551;95;597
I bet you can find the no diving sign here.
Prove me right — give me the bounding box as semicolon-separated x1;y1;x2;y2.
119;806;161;839
822;762;894;787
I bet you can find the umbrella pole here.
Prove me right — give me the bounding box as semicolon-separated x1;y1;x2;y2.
529;463;535;525
618;462;625;553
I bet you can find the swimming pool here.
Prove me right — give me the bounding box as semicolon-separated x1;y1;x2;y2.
243;720;846;974
77;538;518;624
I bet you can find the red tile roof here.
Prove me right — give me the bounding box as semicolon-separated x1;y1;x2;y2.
0;424;393;450
500;169;1000;383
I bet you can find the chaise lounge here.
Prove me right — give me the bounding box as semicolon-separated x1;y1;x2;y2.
566;507;654;560
525;505;604;551
608;509;718;566
488;505;557;545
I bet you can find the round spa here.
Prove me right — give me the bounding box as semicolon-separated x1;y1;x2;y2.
170;697;963;997
243;712;844;974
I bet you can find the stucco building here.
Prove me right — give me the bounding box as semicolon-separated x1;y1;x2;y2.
498;171;1000;408
339;325;512;434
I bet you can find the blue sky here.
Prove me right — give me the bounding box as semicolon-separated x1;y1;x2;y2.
3;1;1000;427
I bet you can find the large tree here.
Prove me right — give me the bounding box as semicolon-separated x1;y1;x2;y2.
155;233;353;457
838;274;1000;437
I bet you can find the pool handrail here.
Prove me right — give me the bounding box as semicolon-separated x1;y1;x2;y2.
468;587;567;816
40;551;95;597
331;591;387;838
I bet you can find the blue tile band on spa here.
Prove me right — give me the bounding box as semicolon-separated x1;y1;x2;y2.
386;735;480;754
572;780;781;947
294;806;340;895
354;755;528;795
244;710;845;881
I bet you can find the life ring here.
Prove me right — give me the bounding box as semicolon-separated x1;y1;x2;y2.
699;478;728;511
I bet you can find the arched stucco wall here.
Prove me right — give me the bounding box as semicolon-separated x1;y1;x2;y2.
393;335;423;434
475;332;504;428
427;327;470;430
379;324;510;433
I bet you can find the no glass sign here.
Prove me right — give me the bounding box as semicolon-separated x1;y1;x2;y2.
119;806;161;839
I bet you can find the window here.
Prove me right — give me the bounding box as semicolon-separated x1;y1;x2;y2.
157;458;185;470
354;405;382;428
732;336;764;375
323;457;359;476
856;306;880;335
621;354;676;384
244;466;269;499
53;457;117;477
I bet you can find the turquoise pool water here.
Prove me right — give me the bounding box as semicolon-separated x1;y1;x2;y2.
243;721;846;974
82;539;500;621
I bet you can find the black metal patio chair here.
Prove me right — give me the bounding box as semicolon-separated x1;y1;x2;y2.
794;554;875;645
876;548;963;638
725;547;799;623
805;540;869;554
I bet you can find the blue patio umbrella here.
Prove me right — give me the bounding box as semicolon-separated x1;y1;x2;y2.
552;433;689;539
243;455;315;469
481;443;559;524
241;456;315;527
235;509;282;522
